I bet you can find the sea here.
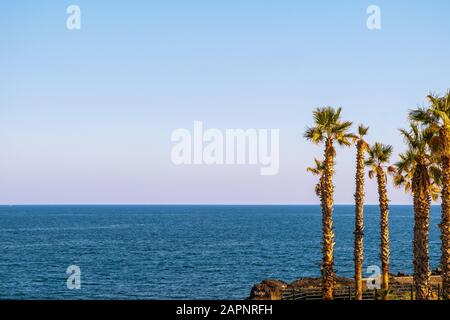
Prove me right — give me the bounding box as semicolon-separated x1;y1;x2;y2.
0;205;443;299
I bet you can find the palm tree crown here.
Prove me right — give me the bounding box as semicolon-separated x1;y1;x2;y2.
394;124;441;199
304;107;357;148
357;124;369;138
409;92;450;154
307;158;325;197
366;143;395;176
355;124;370;157
409;92;450;127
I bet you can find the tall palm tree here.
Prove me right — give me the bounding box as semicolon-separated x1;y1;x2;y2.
304;107;356;300
366;143;395;293
394;124;441;300
354;125;369;300
409;91;450;299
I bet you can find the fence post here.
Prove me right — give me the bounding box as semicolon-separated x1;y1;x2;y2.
410;284;414;300
292;288;295;300
348;286;352;300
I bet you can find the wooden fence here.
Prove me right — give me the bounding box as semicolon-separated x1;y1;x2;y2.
281;284;444;300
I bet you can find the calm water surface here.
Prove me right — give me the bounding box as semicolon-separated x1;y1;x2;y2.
0;205;442;299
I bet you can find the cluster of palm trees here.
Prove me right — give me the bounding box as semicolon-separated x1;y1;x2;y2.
305;91;450;300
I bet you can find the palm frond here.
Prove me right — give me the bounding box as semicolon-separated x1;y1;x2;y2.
304;127;324;144
409;107;434;125
358;125;369;137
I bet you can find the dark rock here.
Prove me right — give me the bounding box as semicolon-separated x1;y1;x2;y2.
247;279;289;300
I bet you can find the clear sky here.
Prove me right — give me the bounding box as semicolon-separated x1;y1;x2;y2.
1;0;449;204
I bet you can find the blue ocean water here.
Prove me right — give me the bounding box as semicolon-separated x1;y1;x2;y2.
0;205;442;299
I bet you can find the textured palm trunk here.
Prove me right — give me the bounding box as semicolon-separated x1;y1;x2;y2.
376;166;390;293
440;127;450;299
322;139;335;300
412;161;431;300
319;176;326;219
354;140;365;300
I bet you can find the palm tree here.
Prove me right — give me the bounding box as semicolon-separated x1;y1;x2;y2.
394;124;441;300
304;107;356;299
307;158;325;201
409;91;450;299
354;125;369;300
366;143;395;293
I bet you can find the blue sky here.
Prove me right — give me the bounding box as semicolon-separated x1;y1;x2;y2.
1;0;449;204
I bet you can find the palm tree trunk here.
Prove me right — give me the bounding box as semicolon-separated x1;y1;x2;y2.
440;127;450;299
376;167;390;293
320;176;326;220
354;141;365;300
412;163;431;300
322;139;335;300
